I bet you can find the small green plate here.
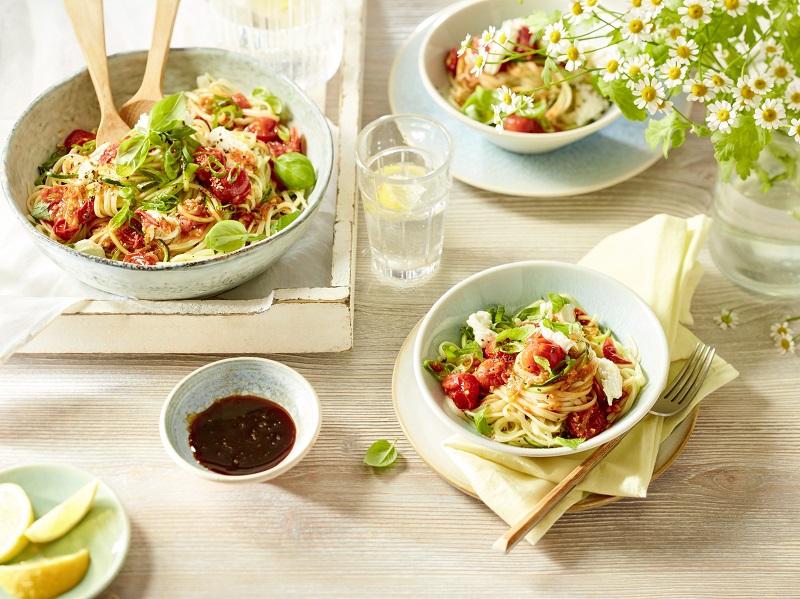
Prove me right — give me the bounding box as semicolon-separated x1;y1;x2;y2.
0;464;130;599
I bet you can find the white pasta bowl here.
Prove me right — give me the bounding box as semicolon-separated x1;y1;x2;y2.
418;0;621;155
412;261;670;456
0;48;333;300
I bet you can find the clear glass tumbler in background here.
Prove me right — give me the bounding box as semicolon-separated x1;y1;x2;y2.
208;0;345;91
356;115;453;281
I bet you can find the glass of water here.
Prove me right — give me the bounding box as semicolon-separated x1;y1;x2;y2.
356;115;453;281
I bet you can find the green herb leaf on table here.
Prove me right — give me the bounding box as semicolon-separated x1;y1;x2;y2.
205;220;267;253
274;152;316;190
364;439;398;468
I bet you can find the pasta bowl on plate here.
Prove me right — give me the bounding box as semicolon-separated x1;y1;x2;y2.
0;48;333;300
412;262;669;456
418;0;621;155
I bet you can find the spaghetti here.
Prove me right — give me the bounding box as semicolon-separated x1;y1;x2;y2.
423;294;645;449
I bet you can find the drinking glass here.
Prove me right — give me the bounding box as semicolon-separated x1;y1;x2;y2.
356;115;453;281
208;0;345;91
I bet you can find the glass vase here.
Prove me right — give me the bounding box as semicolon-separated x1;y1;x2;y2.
710;135;800;297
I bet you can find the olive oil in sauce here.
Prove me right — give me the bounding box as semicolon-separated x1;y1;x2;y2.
188;395;296;475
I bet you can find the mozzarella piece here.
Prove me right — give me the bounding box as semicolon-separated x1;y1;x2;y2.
135;112;150;131
207;126;250;153
537;324;576;354
596;357;623;404
559;303;576;324
467;311;497;348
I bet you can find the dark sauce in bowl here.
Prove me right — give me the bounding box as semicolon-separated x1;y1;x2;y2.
188;395;296;476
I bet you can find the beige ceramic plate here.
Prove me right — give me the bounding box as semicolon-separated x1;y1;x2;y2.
392;321;699;511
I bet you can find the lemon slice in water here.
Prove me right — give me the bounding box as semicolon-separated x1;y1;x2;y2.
0;484;34;564
24;480;98;544
374;164;429;212
0;549;90;599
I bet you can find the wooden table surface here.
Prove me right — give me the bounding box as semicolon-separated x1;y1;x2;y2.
2;1;800;597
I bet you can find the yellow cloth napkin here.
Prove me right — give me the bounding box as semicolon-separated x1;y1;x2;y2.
442;214;739;545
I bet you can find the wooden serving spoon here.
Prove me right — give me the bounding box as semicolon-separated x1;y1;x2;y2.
118;0;182;128
63;0;129;146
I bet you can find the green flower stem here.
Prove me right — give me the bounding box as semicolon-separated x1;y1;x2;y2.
517;68;601;96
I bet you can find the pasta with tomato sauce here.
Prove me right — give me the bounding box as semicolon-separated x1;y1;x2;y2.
26;75;316;266
423;294;645;449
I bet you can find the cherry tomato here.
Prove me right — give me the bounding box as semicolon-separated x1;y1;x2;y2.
504;114;544;134
518;337;566;375
445;48;459;75
209;167;252;205
474;358;512;392
245;117;281;143
178;216;206;235
123;251;157;266
98;142;119;165
115;225;145;251
193;146;226;184
78;200;95;224
63;129;96;148
231;93;251;110
52;219;78;241
233;210;255;228
40;186;64;206
566;402;607;439
514;26;534;54
602;338;631;365
266;127;302;158
442;373;481;411
483;340;515;361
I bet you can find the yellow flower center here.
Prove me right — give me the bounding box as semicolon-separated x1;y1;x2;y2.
567;46;580;61
650;0;663;5
629;19;644;34
498;32;508;45
629;65;642;76
766;45;778;53
668;66;682;80
711;74;725;87
607;59;619;74
754;78;768;91
572;2;583;15
688;4;704;19
503;93;513;105
549;31;562;43
691;83;708;97
780;337;791;350
641;86;657;102
741;85;755;99
669;27;682;40
677;45;692;59
762;108;777;122
632;0;642;6
717;109;730;122
791;92;800;104
724;0;739;9
474;55;485;67
775;65;788;79
587;0;599;6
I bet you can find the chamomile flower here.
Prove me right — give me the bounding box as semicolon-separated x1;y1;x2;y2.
770;57;795;82
775;334;796;355
470;48;488;77
559;42;586;72
643;0;666;17
669;36;699;65
543;22;569;56
679;0;713;29
661;58;687;88
495;85;518;111
665;24;684;41
657;98;674;114
721;0;748;17
733;76;758;109
492;105;505;126
632;76;665;114
580;0;601;17
754;98;785;130
762;37;784;58
706;100;737;133
684;78;716;102
622;54;653;82
749;67;774;95
771;321;796;339
457;34;472;57
566;1;590;23
787;118;800;143
706;70;732;93
785;80;800;109
714;308;739;330
602;49;622;81
623;9;654;44
478;27;496;48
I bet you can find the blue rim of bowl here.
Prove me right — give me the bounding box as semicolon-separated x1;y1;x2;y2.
0;462;131;597
159;357;322;483
411;260;670;457
0;47;334;272
416;0;622;141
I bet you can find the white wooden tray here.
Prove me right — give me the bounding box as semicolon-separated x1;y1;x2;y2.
20;0;364;355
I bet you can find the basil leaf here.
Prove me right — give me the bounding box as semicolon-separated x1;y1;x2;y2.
115;133;151;177
495;325;536;344
461;85;495;124
35;146;68;185
270;210;301;235
205;220;267;253
541;57;557;87
541;318;571;335
363;439;397;468
31;200;51;221
533;355;553;376
273;152;316;190
473;406;490;436
110;200;133;229
516;304;541;322
547;294;568;314
552;436;584;450
149;92;187;133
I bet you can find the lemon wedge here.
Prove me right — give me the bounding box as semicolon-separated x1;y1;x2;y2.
0;549;89;599
24;481;98;545
374;164;429;212
0;484;34;564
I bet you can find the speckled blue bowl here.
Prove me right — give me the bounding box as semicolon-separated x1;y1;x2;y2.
1;48;333;299
160;357;321;483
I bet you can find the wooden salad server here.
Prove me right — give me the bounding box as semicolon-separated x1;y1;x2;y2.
63;0;130;146
118;0;182;128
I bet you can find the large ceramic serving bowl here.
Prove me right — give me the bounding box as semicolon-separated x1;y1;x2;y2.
412;261;670;457
0;48;334;300
419;0;621;155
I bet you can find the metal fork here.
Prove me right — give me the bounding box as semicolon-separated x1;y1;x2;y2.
493;342;717;554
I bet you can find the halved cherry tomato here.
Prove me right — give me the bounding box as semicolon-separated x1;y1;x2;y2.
267;126;302;158
442;373;481;411
123;251;157;266
245;117;281;143
78;199;95;224
602;338;632;365
504;114;544;133
98;142;119;165
474;358;512;391
53;219;79;241
518;337;566;375
567;402;607;439
64;129;96;148
40;186;64;206
209;167;251;205
445;48;459;75
231;93;252;110
115;225;145;251
193;146;226;184
483;340;515;361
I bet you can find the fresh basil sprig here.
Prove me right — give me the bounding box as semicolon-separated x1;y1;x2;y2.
473;406;491;436
110;200;133;229
274;152;316;190
269;211;301;235
30;200;51;221
205;220;266;253
494;325;536;353
364;439;398;468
